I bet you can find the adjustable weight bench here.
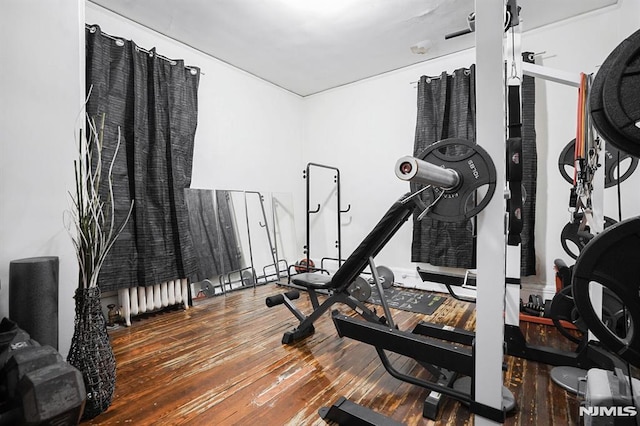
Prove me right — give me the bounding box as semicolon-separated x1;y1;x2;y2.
266;193;414;344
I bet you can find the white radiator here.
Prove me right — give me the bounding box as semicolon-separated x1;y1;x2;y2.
117;279;190;326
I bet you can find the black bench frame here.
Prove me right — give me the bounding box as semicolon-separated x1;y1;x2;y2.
267;194;414;344
267;193;509;422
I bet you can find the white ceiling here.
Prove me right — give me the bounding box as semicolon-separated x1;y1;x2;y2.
88;0;618;97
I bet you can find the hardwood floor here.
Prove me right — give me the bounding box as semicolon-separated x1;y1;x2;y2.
84;283;581;425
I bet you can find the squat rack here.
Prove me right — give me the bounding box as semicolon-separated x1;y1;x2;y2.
303;162;351;268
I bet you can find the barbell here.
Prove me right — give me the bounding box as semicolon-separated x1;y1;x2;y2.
395;138;497;222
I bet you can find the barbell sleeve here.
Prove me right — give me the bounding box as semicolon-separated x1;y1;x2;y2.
394;156;460;190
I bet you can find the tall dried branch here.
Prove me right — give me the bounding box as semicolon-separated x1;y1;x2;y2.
65;114;134;289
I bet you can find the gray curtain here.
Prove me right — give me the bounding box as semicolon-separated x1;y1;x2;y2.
85;25;200;291
411;67;477;268
411;61;537;273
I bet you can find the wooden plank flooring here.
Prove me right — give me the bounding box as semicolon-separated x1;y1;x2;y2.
84;283;580;425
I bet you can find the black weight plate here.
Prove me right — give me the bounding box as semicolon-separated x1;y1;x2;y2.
603;143;639;187
561;215;617;259
201;280;215;297
602;288;631;339
548;286;585;344
590;38;631;156
604;216;618;228
348;276;372;302
602;28;640;157
241;270;255;286
376;265;395;289
560;220;591;260
572;216;640;367
559;138;638;187
411;138;497;222
558;139;576;185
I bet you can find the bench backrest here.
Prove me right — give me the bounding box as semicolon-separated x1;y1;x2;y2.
330;193;414;290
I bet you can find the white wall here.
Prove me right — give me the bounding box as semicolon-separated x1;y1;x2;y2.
304;2;640;296
0;0;84;357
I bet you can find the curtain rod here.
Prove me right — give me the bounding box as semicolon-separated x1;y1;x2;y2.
85;24;202;76
408;51;545;85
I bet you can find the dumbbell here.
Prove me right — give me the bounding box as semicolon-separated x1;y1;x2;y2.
0;318;39;368
18;361;86;425
1;346;86;425
2;346;62;399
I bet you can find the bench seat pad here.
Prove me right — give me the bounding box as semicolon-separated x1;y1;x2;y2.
291;273;333;289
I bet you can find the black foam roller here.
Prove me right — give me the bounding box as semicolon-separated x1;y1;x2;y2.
9;257;59;350
265;294;284;307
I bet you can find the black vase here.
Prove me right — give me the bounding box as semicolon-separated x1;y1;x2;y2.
67;287;116;420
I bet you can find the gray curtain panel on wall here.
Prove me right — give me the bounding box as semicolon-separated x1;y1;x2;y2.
411;62;537;273
85;25;200;291
411;67;477;268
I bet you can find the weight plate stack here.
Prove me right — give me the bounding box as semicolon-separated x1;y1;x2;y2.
572;216;640;367
590;28;640;158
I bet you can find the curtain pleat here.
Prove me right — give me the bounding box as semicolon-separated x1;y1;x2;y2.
85;27;138;291
85;25;200;291
411;67;477;268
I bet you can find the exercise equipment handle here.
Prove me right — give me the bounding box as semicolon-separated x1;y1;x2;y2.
265;290;300;308
395;156;460;190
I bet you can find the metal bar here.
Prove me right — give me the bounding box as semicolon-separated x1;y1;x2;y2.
282;296;306;322
503;324;621;370
318;396;405;426
335;166;343;266
368;257;395;328
416;268;477;287
242;192;256;288
332;313;474;376
305;162;346;269
270;194;280;280
374;347;472;403
412;322;475;346
521;62;581;88
246;191;278;282
474;1;508;423
395;156;460;189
